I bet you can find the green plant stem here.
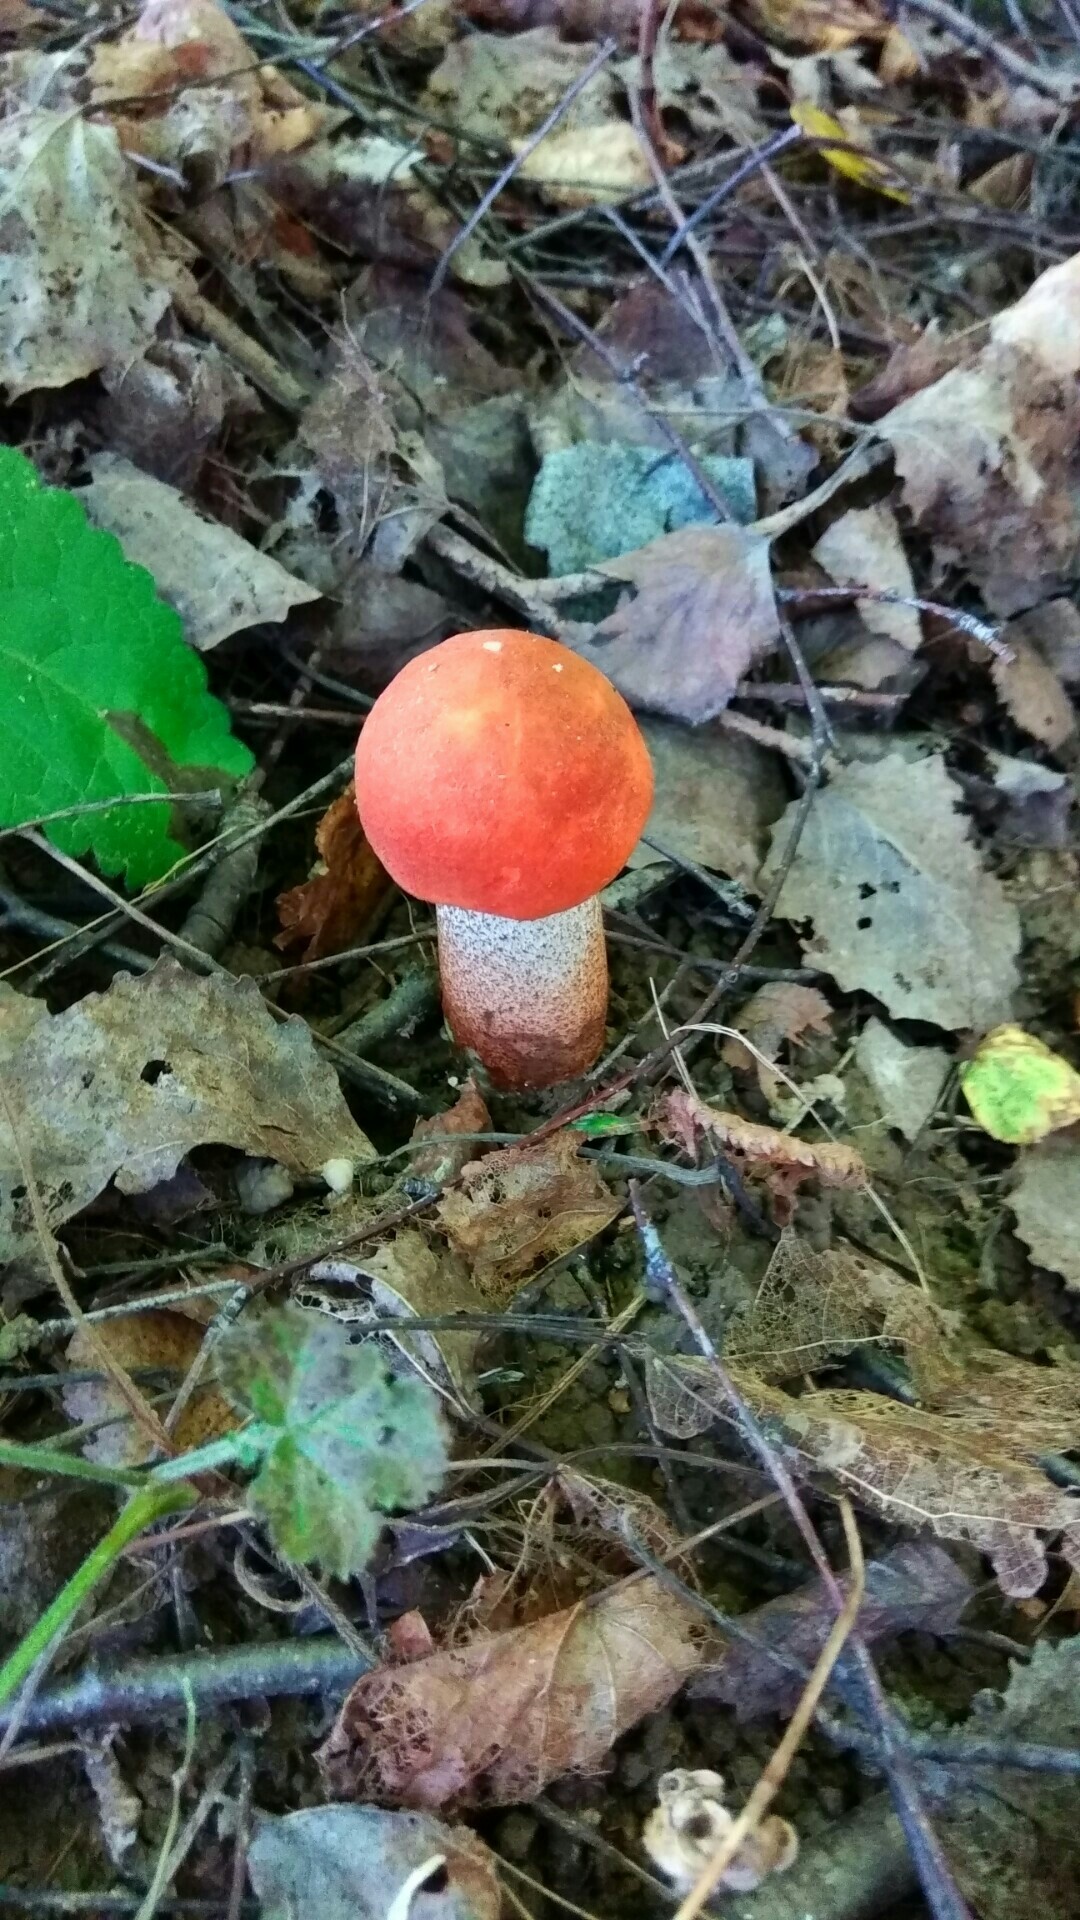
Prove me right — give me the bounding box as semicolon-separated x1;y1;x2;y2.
0;1480;197;1710
0;1436;145;1490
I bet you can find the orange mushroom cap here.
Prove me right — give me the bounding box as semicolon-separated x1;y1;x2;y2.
354;629;654;921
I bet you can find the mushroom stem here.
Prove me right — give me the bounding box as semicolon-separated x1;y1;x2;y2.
436;897;608;1090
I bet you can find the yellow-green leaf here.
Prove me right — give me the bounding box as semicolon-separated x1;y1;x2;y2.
960;1025;1080;1145
791;102;911;203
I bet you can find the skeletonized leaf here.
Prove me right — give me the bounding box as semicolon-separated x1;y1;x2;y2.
436;1132;619;1297
762;752;1020;1030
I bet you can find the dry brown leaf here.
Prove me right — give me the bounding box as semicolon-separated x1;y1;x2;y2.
812;504;921;652
646;1345;1080;1598
744;0;887;47
64;1312;237;1466
423;29;617;144
969;152;1033;210
318;1576;708;1808
513;122;653;207
879;250;1080;614
721;982;833;1097
572;525;779;723
410;1080;493;1185
990;638;1076;748
275;787;392;963
661;1088;865;1224
850;328;973;421
435;1132;620;1297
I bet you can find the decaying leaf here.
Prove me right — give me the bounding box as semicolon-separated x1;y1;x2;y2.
791;101;911;201
811;504;921;651
694;1541;972;1719
721;982;834;1098
1010;1130;1080;1289
81;453;320;652
661;1088;866;1224
577;525;780;723
64;1311;238;1466
878;248;1080;614
0;960;374;1269
0;109;173;399
762;752;1021;1031
410;1080;493;1185
248;1804;502;1920
646;1344;1080;1597
435;1132;620;1297
618;41;767;145
628;718;787;890
423;28;617;144
319;1577;708;1808
513;122;653;207
854;1017;951;1141
723;1229;951;1384
961;1025;1080;1145
276;787;393;963
990;637;1076;748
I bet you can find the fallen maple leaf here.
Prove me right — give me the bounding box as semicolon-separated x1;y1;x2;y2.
318;1576;709;1808
761;752;1021;1031
435;1132;620;1297
276;786;393;963
576;525;780;723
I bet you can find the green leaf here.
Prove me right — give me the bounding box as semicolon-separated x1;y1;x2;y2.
960;1024;1080;1146
219;1305;449;1580
570;1112;640;1138
0;445;253;887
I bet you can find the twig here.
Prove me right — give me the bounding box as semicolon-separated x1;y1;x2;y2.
672;1500;865;1920
428;40;619;297
0;1636;371;1740
628;1190;972;1920
898;0;1080;99
177;794;269;959
660;126;804;267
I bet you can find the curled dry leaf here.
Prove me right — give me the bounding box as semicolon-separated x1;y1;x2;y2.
878;248;1080;614
435;1131;620;1297
643;1769;798;1895
0;110;173;400
646;1345;1080;1598
64;1311;238;1466
0;959;374;1270
762;752;1021;1031
661;1088;865;1224
576;524;780;723
82;453;320;653
276;786;393;963
248;1803;501;1920
318;1576;709;1808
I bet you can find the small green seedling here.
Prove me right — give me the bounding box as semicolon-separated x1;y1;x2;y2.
0;1305;448;1708
0;443;253;885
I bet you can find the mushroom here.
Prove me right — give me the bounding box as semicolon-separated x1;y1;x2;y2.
354;628;653;1090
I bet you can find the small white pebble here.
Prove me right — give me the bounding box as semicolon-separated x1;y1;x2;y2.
320;1157;356;1195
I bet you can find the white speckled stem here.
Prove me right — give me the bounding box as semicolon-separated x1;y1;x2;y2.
436;897;608;1090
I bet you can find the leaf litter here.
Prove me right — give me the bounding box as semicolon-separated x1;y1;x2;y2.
1;0;1080;1913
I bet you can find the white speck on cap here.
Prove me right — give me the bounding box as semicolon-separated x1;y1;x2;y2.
482;639;503;652
553;664;563;672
